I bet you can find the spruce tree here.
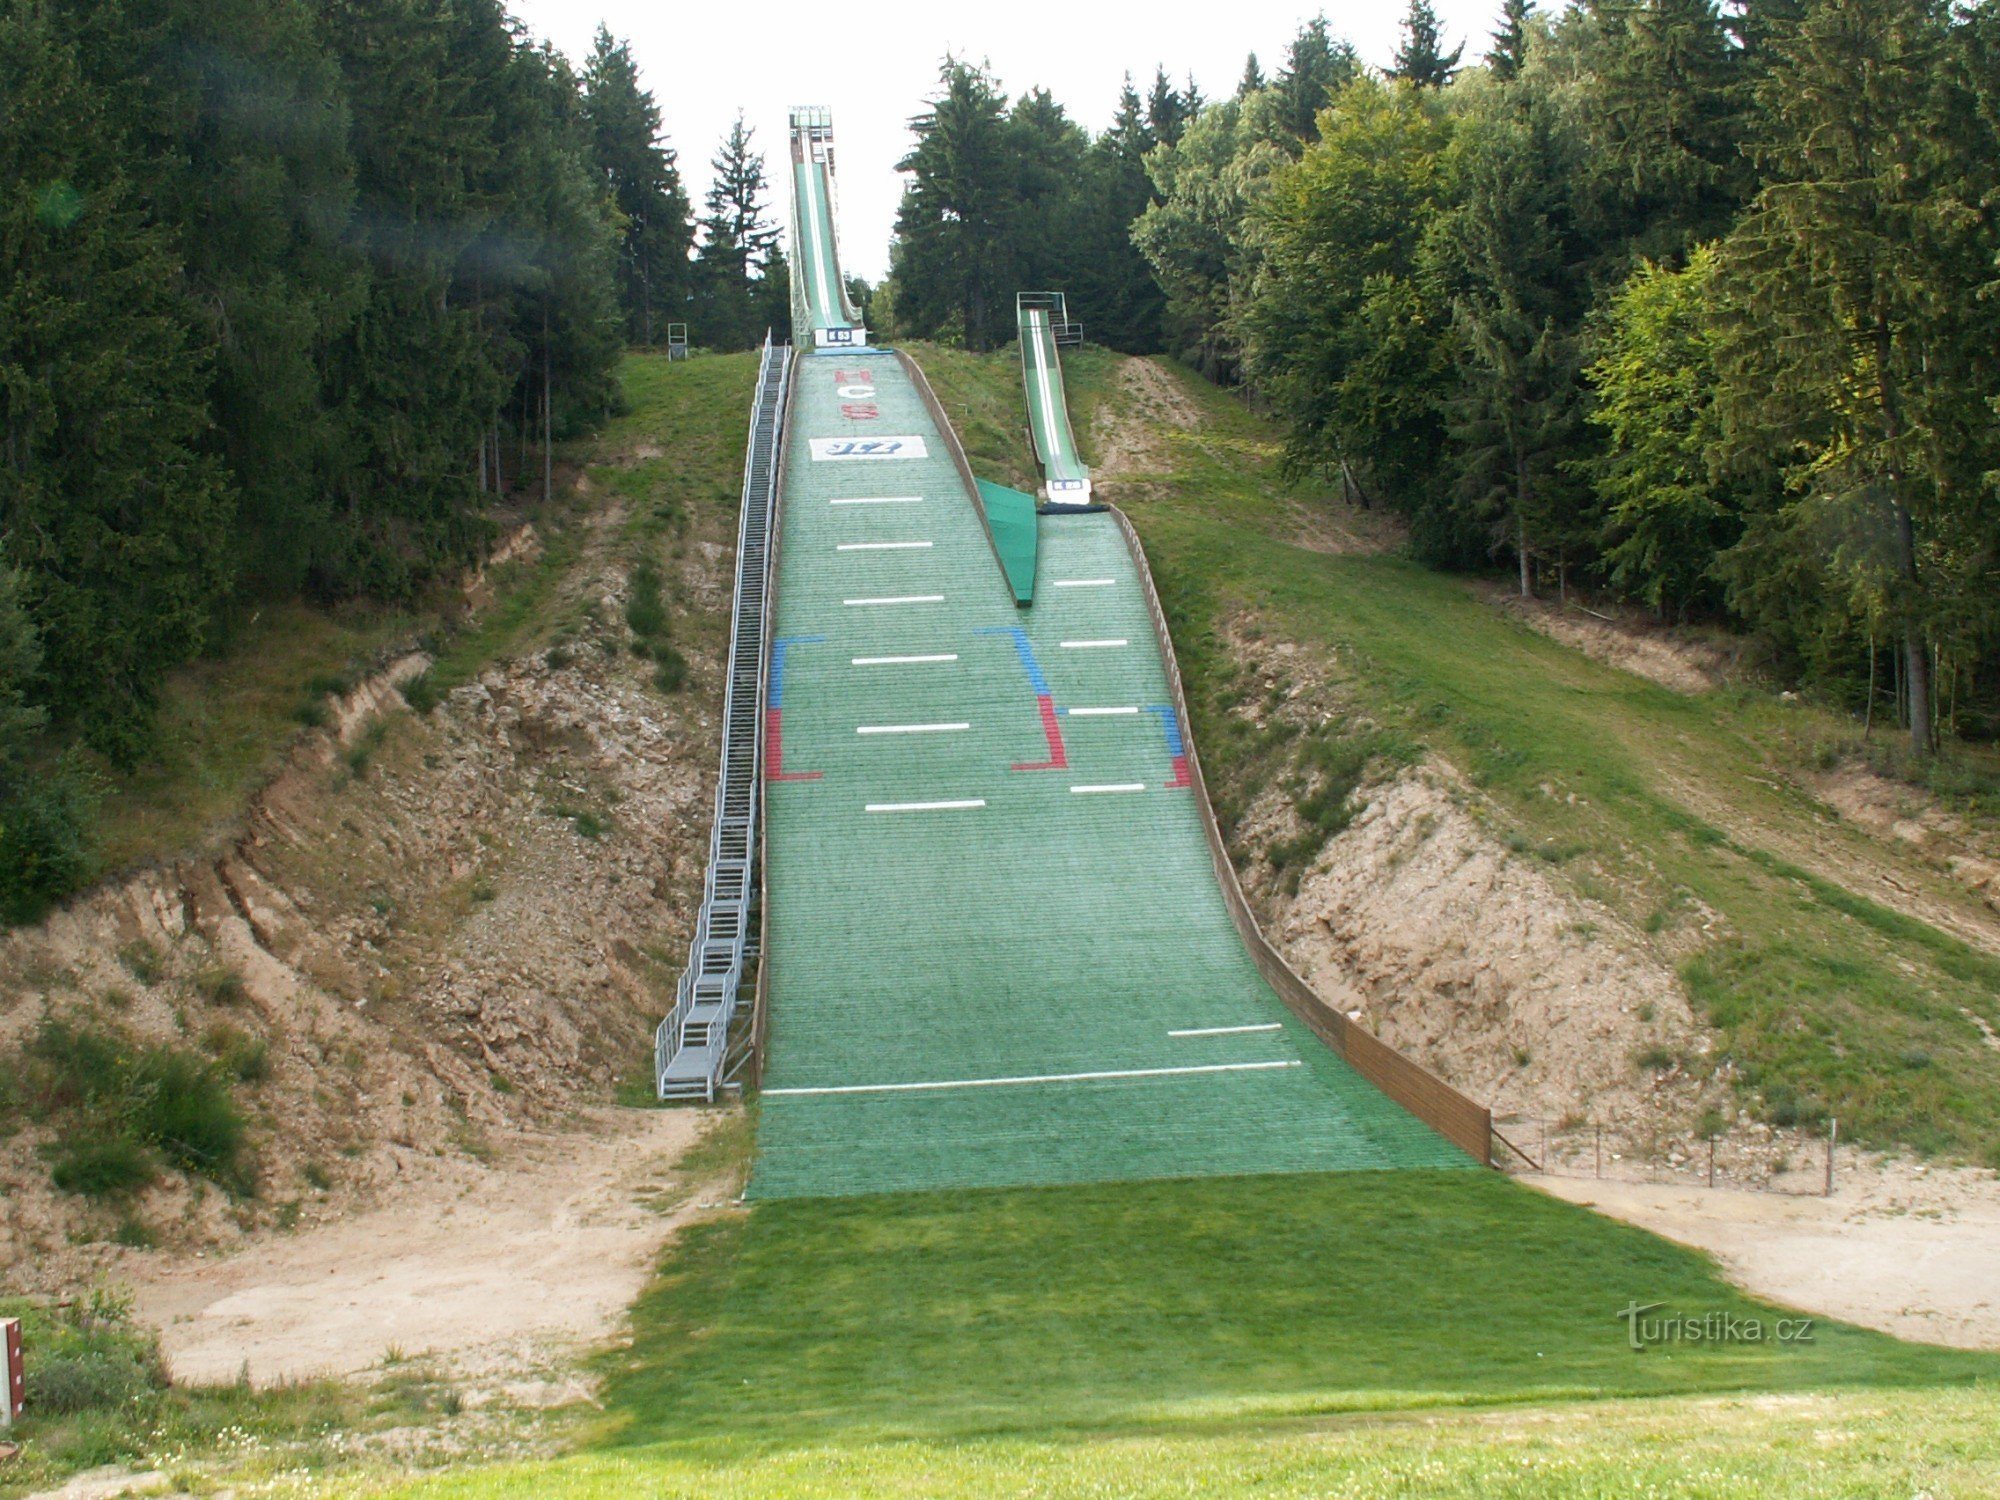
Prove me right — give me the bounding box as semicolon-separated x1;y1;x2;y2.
0;9;236;756
1716;0;1990;755
1487;0;1534;81
1588;0;1747;261
1274;15;1359;146
1146;66;1191;148
1438;90;1597;594
889;59;1018;350
581;27;692;345
1239;54;1265;97
1390;0;1465;89
50;0;363;596
694;115;778;350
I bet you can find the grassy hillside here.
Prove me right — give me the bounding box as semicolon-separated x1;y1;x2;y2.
919;341;2000;1169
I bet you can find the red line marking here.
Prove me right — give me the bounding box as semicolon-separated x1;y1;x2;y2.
766;709;823;782
1011;696;1069;771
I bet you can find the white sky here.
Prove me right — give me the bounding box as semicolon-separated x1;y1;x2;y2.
509;0;1521;282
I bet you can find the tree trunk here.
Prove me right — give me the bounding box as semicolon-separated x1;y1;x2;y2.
1904;623;1931;757
1863;631;1876;740
1516;499;1531;600
1875;311;1931;757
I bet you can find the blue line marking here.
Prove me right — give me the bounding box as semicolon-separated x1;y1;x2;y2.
1147;705;1185;754
770;635;826;708
975;626;1050;695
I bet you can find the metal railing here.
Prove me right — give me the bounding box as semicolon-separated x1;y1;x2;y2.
654;332;792;1100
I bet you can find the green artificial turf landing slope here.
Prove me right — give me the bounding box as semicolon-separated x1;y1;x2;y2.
757;352;1467;1198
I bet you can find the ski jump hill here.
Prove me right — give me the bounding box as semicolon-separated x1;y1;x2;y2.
655;107;1491;1200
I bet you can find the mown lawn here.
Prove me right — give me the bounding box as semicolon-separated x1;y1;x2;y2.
339;1385;2000;1498
342;1171;1998;1496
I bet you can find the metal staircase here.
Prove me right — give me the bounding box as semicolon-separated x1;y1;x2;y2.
654;333;792;1101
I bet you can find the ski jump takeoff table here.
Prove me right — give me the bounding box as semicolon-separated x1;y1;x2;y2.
752;351;1472;1199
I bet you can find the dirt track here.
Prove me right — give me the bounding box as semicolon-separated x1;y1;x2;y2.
127;1107;723;1387
1537;1160;2000;1351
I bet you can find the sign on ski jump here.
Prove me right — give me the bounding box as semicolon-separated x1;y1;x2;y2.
809;437;929;461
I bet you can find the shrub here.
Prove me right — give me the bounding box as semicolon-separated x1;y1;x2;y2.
0;757;98;926
27;1349;157;1415
138;1048;247;1181
625;558;669;641
28;1019;252;1194
204;1022;270;1083
51;1136;153;1197
1634;1044;1678;1073
304;670;354;700
652;648;689;693
195;965;246;1006
1764;1084;1826;1129
118;941;166;985
401;669;440;715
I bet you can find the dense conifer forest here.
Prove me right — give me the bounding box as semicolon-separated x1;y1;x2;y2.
0;0;786;916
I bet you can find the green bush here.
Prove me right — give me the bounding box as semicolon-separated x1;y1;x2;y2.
26;1020;251;1195
28;1349;157;1415
652;648;689;693
50;1136;153;1196
139;1049;247;1180
195;965;245;1006
625;558;669;641
117;940;166;985
0;757;97;926
304;670;354;700
204;1022;270;1083
401;669;440;715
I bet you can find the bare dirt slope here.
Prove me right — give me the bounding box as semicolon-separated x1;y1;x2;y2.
1537;1162;2000;1351
2;397;736;1387
133;1108;726;1387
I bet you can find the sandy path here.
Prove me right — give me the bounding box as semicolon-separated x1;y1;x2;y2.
1536;1163;2000;1351
127;1107;717;1386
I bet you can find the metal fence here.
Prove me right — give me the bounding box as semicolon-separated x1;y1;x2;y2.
1495;1115;1843;1198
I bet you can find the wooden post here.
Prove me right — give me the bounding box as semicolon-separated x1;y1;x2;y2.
1707;1135;1715;1189
1825;1118;1838;1197
2;1316;21;1426
1595;1125;1602;1178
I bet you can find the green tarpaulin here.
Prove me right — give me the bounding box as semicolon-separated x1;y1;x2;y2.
976;479;1039;606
